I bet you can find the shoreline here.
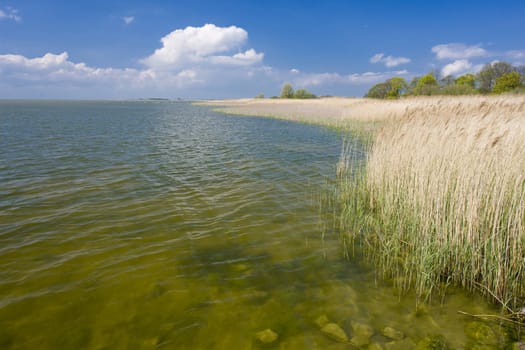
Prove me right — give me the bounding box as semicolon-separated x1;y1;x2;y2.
201;95;525;130
205;95;525;318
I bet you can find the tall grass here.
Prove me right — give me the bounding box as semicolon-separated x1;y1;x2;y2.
339;97;525;310
205;95;525;310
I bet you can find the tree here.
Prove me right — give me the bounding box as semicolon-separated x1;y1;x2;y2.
413;73;439;95
477;61;514;93
280;83;294;98
293;88;316;99
365;82;390;98
386;77;408;98
440;75;455;88
492;71;521;94
365;77;407;99
455;73;476;88
438;73;477;95
407;76;420;95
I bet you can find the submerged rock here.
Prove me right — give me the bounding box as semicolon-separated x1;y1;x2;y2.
315;314;330;328
368;343;385;350
350;321;374;346
385;338;416;350
255;329;279;344
382;326;404;340
465;321;508;348
321;323;349;343
416;335;450;350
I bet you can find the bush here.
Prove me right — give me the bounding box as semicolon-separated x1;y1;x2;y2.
492;71;521;94
440;83;477;95
365;77;407;99
365;82;390;99
413;73;439;95
280;83;294;98
478;62;514;93
455;73;476;88
294;89;317;99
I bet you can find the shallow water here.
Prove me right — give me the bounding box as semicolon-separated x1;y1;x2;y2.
0;100;510;349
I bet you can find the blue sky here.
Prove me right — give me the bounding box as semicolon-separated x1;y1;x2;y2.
1;0;524;99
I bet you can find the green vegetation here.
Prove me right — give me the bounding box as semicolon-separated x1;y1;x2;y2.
293;88;317;99
493;72;522;94
365;77;408;99
413;73;439;95
336;99;525;324
366;61;525;98
280;83;295;98
279;83;317;99
254;93;265;99
478;61;515;93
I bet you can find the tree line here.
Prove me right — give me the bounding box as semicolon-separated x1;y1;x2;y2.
366;61;525;99
255;83;317;99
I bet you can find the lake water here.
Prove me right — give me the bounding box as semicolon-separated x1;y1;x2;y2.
0;101;510;349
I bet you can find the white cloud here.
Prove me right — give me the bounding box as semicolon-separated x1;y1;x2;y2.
141;23;263;70
506;50;525;60
432;43;487;60
506;50;525;64
441;59;472;76
370;54;383;64
0;52;69;70
0;52;154;86
294;70;409;87
0;24;270;98
370;53;411;67
0;47;412;98
0;7;21;22
123;16;134;25
440;59;484;77
208;49;264;66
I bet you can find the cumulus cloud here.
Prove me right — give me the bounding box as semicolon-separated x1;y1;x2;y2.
432;43;487;60
208;49;264;66
141;23;263;70
0;23;415;98
0;52;157;86
440;59;484;77
0;24;269;98
123;16;134;25
441;59;472;76
0;52;69;70
0;7;21;22
370;53;411;67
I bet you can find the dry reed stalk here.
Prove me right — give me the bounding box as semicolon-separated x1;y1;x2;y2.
356;97;525;308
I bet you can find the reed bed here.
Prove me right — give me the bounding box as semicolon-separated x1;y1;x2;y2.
339;96;525;311
207;95;525;311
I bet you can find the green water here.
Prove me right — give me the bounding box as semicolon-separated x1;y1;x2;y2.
0;101;511;349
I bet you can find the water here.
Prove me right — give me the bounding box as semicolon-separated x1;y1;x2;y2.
0;101;509;349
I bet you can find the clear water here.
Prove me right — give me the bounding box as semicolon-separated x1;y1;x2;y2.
0;101;509;349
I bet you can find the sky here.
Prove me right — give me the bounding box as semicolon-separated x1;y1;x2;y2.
1;0;524;99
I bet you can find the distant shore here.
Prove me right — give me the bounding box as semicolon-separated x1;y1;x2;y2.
202;95;525;130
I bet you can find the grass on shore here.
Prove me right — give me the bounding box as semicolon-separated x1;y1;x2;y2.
337;97;525;315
